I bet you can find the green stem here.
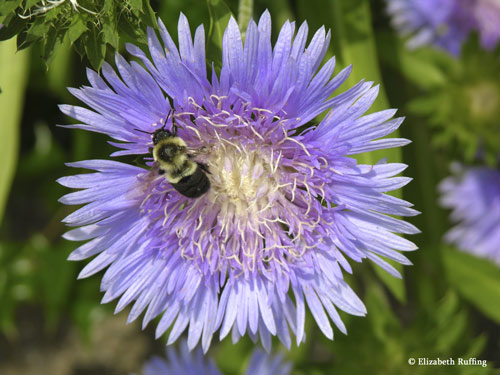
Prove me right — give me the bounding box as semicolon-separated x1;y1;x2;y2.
0;39;30;226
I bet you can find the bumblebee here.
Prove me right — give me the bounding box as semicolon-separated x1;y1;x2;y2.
142;117;210;198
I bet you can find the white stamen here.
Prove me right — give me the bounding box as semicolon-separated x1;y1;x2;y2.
184;125;202;141
19;0;97;19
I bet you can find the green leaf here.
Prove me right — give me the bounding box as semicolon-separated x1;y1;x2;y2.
407;95;439;115
207;0;232;49
214;336;254;375
42;2;64;22
25;0;41;8
0;242;17;336
140;0;158;29
84;27;106;70
102;25;119;50
71;278;107;341
16;28;31;51
329;0;396;167
364;283;400;342
207;0;232;68
371;261;406;303
0;1;21;23
237;0;253;36
330;0;389;108
443;246;500;324
101;1;119;49
39;242;77;330
128;0;143;12
377;32;448;90
434;292;467;352
0;12;28;41
47;37;73;97
117;4;148;44
266;0;293;30
0;38;29;226
25;16;49;43
464;334;487;358
42;26;64;66
68;15;88;45
398;51;448;89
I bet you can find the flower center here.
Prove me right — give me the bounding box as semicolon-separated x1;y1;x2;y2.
138;96;333;275
207;143;278;213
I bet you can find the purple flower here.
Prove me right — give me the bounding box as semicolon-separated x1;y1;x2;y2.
472;0;500;50
386;0;471;54
386;0;500;54
143;341;291;375
143;341;221;375
439;164;500;264
58;12;418;352
245;349;292;375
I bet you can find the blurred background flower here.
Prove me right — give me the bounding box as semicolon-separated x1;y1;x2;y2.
143;340;291;375
386;0;471;54
471;0;500;50
245;348;292;375
439;164;500;265
386;0;500;54
143;340;222;375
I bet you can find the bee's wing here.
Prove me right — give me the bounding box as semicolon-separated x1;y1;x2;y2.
186;146;209;157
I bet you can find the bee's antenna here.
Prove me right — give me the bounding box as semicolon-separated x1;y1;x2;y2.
172;119;178;137
164;109;178;136
155;109;175;133
134;128;153;135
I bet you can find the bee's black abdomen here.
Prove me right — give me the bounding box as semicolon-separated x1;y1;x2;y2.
171;165;210;198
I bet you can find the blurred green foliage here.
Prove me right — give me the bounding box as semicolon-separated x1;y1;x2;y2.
0;39;29;227
0;0;500;373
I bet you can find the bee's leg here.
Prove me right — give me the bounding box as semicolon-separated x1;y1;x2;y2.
171;117;178;136
197;162;211;174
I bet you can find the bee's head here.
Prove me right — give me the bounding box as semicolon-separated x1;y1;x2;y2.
152;129;175;145
154;136;188;163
